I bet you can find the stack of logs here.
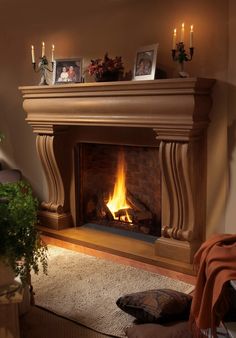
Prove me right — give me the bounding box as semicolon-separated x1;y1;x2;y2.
85;191;153;234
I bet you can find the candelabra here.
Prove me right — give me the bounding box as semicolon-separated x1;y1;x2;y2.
32;56;54;85
172;42;194;78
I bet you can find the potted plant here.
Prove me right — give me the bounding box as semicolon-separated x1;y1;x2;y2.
0;180;48;286
88;53;124;82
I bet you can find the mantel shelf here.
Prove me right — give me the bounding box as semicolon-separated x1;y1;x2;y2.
19;77;215;137
19;77;214;97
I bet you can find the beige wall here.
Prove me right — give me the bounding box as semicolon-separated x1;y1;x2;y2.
225;0;236;233
0;0;231;236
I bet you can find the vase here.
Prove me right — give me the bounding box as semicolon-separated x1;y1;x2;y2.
0;259;32;315
95;71;120;82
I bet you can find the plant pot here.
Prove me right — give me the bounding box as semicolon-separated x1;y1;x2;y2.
95;71;120;82
0;259;20;299
0;259;15;288
0;259;32;314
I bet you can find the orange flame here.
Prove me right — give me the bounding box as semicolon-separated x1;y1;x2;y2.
106;151;132;223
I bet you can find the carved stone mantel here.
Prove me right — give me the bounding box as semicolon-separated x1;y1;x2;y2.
19;78;215;264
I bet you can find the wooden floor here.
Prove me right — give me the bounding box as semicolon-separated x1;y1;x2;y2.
39;225;196;284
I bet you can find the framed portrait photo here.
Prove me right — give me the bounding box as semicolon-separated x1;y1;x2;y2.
53;58;83;84
133;44;159;81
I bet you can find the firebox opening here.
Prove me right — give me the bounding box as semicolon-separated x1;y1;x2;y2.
77;143;161;237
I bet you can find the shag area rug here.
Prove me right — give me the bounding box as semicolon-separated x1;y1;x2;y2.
31;245;194;337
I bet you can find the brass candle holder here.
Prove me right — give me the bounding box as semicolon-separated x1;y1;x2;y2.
172;42;194;78
32;56;54;85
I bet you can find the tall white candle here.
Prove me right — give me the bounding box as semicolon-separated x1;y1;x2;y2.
172;28;177;50
42;41;45;57
31;45;35;63
190;25;194;47
51;44;55;62
181;22;185;42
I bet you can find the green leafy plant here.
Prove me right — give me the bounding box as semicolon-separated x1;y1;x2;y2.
0;181;48;284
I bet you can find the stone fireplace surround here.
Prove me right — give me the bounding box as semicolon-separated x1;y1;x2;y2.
19;78;214;265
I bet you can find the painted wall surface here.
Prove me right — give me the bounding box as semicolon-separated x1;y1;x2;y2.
0;0;229;236
225;0;236;233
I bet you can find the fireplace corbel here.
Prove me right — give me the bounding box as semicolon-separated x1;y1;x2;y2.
19;78;215;264
154;125;207;263
35;125;73;229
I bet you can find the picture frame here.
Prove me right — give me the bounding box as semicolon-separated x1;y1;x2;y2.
133;44;159;81
53;58;83;84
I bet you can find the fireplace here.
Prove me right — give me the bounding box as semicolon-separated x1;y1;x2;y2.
77;143;161;236
19;78;215;264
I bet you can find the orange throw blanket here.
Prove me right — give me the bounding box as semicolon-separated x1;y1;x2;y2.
189;234;236;338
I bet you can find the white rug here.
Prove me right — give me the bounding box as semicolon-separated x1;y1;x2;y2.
31;245;194;337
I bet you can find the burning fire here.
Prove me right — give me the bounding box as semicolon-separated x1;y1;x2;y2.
106;151;132;223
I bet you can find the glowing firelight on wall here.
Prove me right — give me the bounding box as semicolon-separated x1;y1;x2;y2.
106;151;132;223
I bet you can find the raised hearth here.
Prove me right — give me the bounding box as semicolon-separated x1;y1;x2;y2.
19;78;215;265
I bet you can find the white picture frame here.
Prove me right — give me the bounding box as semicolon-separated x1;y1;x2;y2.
133;44;159;81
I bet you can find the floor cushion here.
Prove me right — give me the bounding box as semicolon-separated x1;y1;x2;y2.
116;289;192;323
126;321;192;338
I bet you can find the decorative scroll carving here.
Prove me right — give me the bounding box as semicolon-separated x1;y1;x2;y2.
36;134;65;213
159;141;194;242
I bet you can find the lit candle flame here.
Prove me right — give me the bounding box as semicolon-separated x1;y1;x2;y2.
51;44;55;62
181;22;185;42
190;25;194;48
172;28;177;49
31;45;35;63
42;41;45;57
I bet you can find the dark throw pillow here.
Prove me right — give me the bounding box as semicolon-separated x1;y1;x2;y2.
116;288;192;323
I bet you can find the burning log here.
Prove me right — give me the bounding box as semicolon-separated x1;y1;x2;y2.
114;208;132;218
114;207;152;224
127;191;147;212
86;194;114;221
103;203;114;221
85;191;154;235
133;210;152;222
97;195;114;221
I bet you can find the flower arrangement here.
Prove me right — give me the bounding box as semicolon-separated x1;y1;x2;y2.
88;53;124;81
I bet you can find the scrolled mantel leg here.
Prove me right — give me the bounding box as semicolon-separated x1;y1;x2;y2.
155;139;206;264
36;132;72;229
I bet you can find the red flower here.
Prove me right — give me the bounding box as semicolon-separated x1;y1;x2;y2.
88;53;124;77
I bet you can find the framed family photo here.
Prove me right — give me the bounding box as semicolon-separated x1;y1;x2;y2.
133;44;159;81
53;58;83;84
